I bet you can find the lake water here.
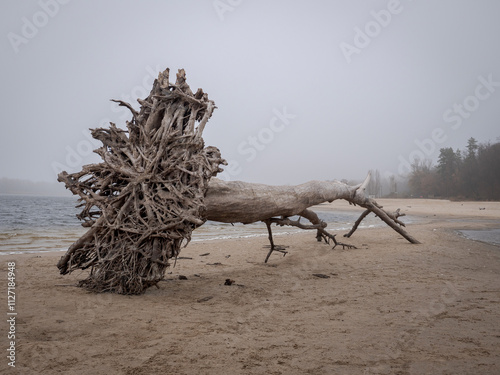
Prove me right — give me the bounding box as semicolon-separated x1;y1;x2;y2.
0;194;392;255
3;195;499;255
457;229;500;247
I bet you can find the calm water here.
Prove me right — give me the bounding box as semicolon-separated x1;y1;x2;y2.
0;195;392;255
458;229;500;247
0;195;86;255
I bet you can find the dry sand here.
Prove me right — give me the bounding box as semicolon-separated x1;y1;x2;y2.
1;199;499;374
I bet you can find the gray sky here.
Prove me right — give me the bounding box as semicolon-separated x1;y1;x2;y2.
1;0;500;186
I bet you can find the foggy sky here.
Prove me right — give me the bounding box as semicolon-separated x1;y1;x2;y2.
1;0;500;186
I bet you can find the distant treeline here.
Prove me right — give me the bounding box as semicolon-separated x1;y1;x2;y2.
409;137;500;200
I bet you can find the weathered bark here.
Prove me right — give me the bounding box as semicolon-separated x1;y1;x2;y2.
344;208;405;238
204;178;359;224
343;209;370;238
204;175;420;246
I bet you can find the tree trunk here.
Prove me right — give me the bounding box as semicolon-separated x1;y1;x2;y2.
204;176;420;245
204;178;358;224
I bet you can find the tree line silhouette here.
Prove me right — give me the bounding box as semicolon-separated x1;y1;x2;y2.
409;137;500;200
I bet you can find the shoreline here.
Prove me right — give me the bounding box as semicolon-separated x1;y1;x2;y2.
2;198;499;257
1;199;499;374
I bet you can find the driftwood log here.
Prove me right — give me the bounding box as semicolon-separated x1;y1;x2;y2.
57;67;419;295
204;177;420;262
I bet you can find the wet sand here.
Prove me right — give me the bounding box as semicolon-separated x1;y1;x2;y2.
1;199;499;374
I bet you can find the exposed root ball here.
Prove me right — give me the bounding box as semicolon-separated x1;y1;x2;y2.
57;68;226;294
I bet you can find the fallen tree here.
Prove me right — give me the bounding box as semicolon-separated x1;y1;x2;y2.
57;67;419;294
204;177;420;262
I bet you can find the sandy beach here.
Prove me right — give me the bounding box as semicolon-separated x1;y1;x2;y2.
1;198;499;374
